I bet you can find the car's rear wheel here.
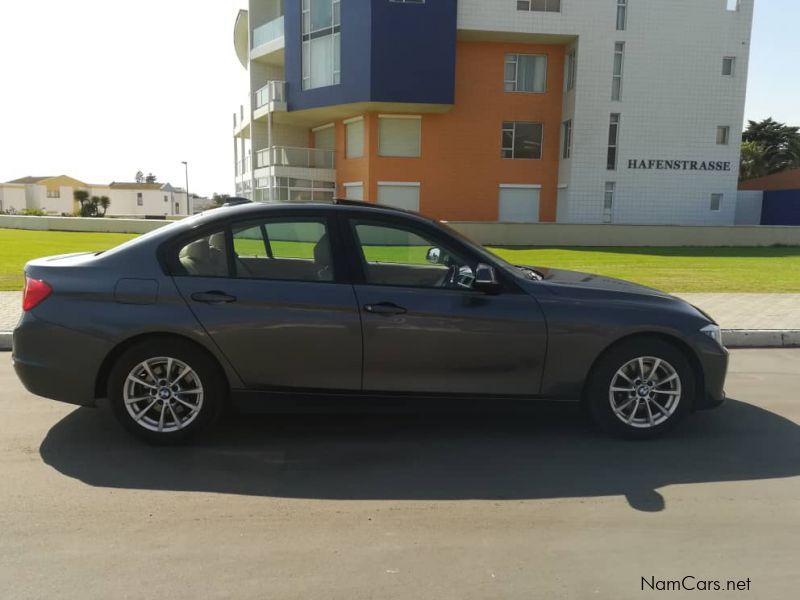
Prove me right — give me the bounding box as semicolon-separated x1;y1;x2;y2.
108;339;226;444
586;338;695;439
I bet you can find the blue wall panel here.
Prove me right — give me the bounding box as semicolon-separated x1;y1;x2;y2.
370;0;458;105
284;0;457;113
760;190;800;226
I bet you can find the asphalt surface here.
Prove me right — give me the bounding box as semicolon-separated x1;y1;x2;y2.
0;349;798;599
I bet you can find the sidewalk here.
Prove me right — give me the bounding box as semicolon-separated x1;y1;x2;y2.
1;291;799;348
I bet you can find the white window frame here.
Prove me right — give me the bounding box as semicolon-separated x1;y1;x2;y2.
616;0;628;31
607;114;621;171
604;182;615;223
565;49;577;91
716;125;731;146
378;115;422;158
301;0;342;91
612;42;625;101
504;53;548;93
502;121;544;160
516;0;561;13
722;56;736;77
376;182;421;211
344;116;365;159
562;120;573;159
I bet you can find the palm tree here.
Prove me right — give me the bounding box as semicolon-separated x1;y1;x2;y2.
74;190;92;217
98;196;111;217
739;141;769;181
741;118;800;177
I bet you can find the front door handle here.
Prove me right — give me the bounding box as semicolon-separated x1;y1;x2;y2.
191;291;237;305
364;302;407;316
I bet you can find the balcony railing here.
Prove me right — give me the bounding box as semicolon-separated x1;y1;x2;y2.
257;146;336;170
252;16;285;49
255;81;286;109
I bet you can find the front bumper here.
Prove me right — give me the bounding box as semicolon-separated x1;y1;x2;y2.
692;334;729;411
13;314;111;407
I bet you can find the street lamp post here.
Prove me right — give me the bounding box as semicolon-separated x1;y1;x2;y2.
181;161;190;215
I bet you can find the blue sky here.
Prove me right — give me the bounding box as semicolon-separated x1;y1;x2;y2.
745;0;800;125
0;1;796;196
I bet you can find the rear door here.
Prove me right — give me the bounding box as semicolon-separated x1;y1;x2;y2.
342;213;548;397
170;211;362;391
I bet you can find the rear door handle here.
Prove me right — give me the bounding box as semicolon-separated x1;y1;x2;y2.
364;302;407;316
191;291;237;305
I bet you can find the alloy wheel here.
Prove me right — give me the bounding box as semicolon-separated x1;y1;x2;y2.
123;357;204;433
608;356;682;429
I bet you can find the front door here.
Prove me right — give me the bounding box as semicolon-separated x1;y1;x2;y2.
344;216;547;397
171;213;361;391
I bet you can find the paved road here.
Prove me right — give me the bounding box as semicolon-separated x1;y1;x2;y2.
0;350;798;599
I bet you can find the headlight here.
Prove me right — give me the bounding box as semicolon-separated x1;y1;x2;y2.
701;324;724;347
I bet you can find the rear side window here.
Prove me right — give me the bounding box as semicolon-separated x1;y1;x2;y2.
177;230;228;277
232;219;334;282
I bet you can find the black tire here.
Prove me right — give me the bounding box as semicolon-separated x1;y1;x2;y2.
108;338;227;444
586;338;695;439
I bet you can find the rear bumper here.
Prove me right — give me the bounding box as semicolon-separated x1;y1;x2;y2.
13;314;111;407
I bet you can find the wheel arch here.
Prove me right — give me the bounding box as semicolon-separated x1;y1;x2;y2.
94;332;234;399
581;332;705;409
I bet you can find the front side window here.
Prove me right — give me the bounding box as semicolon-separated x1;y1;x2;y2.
517;0;561;13
502;122;543;160
353;221;474;289
178;230;229;277
302;0;341;90
504;54;547;93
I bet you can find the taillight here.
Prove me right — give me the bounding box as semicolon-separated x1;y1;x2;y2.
23;277;52;312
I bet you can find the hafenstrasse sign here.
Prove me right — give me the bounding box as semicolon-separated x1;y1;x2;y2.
627;159;733;172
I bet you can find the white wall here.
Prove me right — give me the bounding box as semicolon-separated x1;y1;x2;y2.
457;0;754;225
0;185;27;212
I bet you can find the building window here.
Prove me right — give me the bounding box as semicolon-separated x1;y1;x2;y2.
377;182;420;211
302;0;341;90
46;190;60;198
499;185;541;223
313;123;336;151
612;42;625;101
502;122;543;160
137;193;143;206
378;116;421;158
343;182;364;200
607;114;620;170
616;0;628;30
164;195;168;203
565;50;577;91
604;182;615;223
562;120;573;159
726;0;739;11
717;126;730;145
722;56;736;76
345;117;364;158
504;54;547;93
517;0;561;13
710;193;723;211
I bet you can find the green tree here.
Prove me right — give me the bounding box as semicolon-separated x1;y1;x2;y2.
211;193;230;207
98;196;111;217
74;190;93;217
739;141;769;181
740;118;800;179
145;173;158;184
135;170;145;183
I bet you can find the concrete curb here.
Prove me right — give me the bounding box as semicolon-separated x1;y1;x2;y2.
1;330;800;352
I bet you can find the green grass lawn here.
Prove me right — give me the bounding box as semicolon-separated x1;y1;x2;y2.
1;228;799;293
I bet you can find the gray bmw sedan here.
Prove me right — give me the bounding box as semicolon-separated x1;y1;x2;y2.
13;200;727;443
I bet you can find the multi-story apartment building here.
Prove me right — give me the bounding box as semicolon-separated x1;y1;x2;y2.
232;0;753;224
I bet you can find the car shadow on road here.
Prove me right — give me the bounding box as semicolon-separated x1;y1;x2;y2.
39;399;800;513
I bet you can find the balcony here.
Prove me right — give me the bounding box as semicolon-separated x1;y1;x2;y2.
257;146;336;170
254;81;287;117
251;16;285;64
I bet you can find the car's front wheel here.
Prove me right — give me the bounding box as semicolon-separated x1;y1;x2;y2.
108;339;226;444
587;338;695;439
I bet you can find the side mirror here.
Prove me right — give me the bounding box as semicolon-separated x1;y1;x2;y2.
474;263;501;293
426;247;442;264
